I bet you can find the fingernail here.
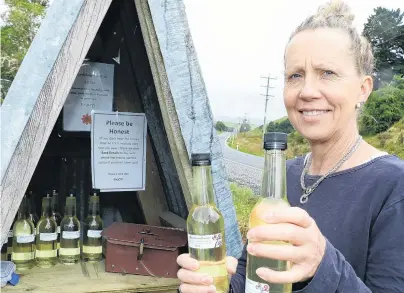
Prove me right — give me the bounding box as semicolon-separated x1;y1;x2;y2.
256;268;265;278
208;285;216;293
247;243;255;254
202;276;213;284
246;230;254;239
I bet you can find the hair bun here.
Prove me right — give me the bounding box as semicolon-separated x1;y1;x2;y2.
317;0;355;26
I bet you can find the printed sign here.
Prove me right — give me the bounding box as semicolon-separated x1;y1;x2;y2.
91;110;147;191
63;62;114;132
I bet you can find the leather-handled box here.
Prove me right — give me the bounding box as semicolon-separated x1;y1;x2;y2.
102;222;188;278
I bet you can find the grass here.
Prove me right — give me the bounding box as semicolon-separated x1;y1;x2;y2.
230;182;259;243
227;119;404;160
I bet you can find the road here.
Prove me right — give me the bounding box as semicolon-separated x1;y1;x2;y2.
218;132;264;169
218;132;264;194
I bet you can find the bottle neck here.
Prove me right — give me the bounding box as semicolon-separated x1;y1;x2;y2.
41;197;52;218
65;196;76;217
88;195;100;216
191;165;215;206
51;192;59;214
261;149;287;200
18;196;29;219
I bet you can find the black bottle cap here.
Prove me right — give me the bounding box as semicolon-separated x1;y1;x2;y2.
263;132;288;150
191;153;211;166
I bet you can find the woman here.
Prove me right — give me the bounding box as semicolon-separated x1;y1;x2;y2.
176;1;404;292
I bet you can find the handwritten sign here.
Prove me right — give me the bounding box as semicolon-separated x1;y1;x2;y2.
63;62;114;132
91;111;147;191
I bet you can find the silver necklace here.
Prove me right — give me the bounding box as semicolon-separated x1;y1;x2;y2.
300;135;363;204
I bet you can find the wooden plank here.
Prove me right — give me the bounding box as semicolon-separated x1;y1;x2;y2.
119;1;189;220
143;0;243;258
160;211;187;231
135;0;194;213
0;0;112;245
2;260;180;293
112;24;169;225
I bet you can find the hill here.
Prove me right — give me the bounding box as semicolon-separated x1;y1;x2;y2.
228;118;404;160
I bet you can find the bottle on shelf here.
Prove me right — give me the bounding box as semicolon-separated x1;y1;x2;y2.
83;189;104;262
1;240;7;261
245;132;292;293
35;193;58;268
186;153;229;293
51;189;62;253
6;215;16;261
59;191;81;265
27;190;39;227
12;195;36;271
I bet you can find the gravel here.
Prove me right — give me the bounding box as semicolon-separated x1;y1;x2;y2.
223;158;263;195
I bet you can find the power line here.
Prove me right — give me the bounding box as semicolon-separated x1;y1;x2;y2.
260;74;276;138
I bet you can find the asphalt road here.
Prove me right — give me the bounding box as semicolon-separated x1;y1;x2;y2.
218;132;264;170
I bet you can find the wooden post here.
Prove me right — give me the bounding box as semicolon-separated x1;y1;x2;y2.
0;0;112;245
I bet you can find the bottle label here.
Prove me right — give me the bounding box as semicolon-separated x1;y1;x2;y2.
62;231;80;239
245;278;271;293
16;234;35;243
36;249;57;258
59;247;80;256
12;251;34;261
87;230;102;238
8;230;13;238
188;233;223;249
57;226;60;234
40;232;58;241
83;245;102;254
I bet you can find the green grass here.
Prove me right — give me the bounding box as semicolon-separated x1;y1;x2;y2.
230;182;259;243
227;119;404;160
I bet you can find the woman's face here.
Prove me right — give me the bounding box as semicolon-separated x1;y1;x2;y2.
283;28;372;142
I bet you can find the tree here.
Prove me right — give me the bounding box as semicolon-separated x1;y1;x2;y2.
1;0;49;102
359;79;404;135
363;7;404;88
266;118;295;134
215;121;227;132
239;118;251;133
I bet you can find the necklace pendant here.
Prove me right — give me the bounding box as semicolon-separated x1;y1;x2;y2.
300;194;309;204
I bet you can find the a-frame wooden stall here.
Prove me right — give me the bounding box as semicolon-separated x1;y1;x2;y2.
0;0;242;292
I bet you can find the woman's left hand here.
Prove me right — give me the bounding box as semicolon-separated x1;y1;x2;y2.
246;207;326;284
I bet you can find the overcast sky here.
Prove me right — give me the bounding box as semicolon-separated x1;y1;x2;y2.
1;0;403;124
183;0;404;123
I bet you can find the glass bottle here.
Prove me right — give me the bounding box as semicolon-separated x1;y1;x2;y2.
83;189;104;262
51;189;62;253
27;190;39;227
245;132;292;293
12;195;35;271
59;191;81;265
35;193;58;267
186;153;229;293
6;215;16;261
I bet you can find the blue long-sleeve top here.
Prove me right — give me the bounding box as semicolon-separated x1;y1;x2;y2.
230;155;404;292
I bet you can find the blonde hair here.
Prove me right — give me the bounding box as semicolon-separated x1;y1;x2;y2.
286;0;374;76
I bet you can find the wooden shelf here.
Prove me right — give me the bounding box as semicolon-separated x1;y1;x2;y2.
3;260;180;293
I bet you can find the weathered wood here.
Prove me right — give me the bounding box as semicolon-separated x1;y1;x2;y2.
135;0;194;213
142;0;243;257
0;0;112;245
112;22;169;225
2;261;180;293
119;1;189;219
160;211;187;230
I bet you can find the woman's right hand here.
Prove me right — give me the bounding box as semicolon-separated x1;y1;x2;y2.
176;254;238;293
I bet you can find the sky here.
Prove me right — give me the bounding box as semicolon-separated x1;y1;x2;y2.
182;0;404;124
1;0;403;124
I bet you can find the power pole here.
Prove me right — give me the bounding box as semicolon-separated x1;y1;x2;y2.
260;74;276;138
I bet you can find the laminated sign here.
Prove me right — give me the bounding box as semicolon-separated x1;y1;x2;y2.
63;62;114;132
90;110;147;191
